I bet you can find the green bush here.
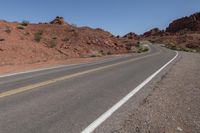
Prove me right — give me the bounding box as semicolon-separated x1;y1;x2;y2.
21;20;29;26
138;46;149;53
17;25;25;30
47;40;56;48
34;30;43;42
90;55;97;57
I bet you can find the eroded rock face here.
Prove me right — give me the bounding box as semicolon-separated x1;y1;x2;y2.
143;28;164;37
50;16;65;25
123;32;140;39
166;12;200;32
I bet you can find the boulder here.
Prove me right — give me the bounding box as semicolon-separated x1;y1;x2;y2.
50;16;65;25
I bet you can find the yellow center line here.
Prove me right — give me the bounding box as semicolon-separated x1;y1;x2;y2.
0;50;160;98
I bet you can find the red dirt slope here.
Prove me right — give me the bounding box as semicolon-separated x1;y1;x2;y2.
0;17;138;66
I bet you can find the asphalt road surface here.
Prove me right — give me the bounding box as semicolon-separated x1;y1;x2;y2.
0;44;177;133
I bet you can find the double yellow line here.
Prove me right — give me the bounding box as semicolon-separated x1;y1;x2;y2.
0;50;160;98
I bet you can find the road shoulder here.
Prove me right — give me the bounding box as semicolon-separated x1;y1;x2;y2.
95;51;200;133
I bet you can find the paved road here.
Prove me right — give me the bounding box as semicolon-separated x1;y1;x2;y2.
0;44;177;133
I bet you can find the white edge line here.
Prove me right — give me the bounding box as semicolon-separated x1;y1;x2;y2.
81;51;178;133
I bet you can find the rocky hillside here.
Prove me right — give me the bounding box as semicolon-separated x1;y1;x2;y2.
166;12;200;32
142;12;200;52
0;17;138;66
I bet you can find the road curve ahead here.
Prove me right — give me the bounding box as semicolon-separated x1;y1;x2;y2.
0;44;177;133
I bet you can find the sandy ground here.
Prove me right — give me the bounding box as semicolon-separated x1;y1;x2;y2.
113;52;200;133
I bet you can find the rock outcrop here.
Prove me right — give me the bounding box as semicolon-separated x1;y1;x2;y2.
0;17;139;66
50;16;65;25
166;12;200;32
143;28;164;37
123;32;140;39
142;12;200;52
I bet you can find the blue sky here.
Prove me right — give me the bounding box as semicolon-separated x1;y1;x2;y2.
0;0;199;35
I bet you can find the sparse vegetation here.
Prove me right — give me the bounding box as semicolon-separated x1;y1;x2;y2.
17;25;25;30
21;20;29;26
116;35;120;38
71;23;77;27
99;50;106;55
137;45;149;53
89;51;102;57
90;55;97;57
52;37;57;40
107;51;112;55
165;43;200;53
34;30;44;42
24;32;30;36
0;38;5;41
46;40;56;48
136;41;140;47
62;37;69;42
5;26;11;33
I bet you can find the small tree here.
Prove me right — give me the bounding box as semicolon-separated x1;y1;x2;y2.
21;20;29;26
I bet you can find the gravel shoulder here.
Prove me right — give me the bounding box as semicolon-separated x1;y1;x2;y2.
114;52;200;133
95;51;200;133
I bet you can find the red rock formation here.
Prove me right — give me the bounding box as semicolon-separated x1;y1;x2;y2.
50;16;65;25
123;32;140;39
166;12;200;32
143;28;164;37
141;12;200;52
0;17;138;66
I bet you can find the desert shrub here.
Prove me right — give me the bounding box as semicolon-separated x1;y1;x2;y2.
0;38;5;41
100;50;104;53
52;37;57;40
90;55;97;57
21;20;29;26
62;37;69;42
5;26;11;33
138;46;149;53
89;51;102;57
47;40;56;48
24;32;30;36
107;51;112;55
142;47;149;52
135;41;140;47
17;25;25;30
34;30;43;42
71;23;77;27
116;35;120;38
168;45;178;50
185;43;198;49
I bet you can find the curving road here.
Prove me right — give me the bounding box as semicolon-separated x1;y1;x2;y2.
0;44;177;133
